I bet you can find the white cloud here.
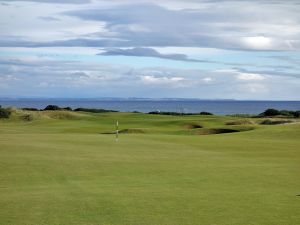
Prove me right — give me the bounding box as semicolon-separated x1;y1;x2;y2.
241;36;273;50
238;83;268;94
237;72;266;81
141;75;184;84
202;77;214;83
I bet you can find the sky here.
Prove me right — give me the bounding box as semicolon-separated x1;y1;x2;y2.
0;0;300;100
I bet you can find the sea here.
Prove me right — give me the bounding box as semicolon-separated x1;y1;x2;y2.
0;99;300;115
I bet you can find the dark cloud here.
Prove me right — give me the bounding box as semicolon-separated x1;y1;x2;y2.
232;67;300;79
98;47;214;63
39;16;61;22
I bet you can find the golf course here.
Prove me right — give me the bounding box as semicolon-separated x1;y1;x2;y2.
0;108;299;225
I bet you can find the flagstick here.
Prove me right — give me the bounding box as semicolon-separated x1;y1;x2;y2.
116;120;119;141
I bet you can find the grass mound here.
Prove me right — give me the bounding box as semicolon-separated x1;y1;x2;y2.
45;111;77;120
260;119;294;125
40;110;89;120
225;119;255;125
184;123;203;129
17;109;90;121
119;128;146;134
197;128;240;135
19;114;34;121
101;128;146;134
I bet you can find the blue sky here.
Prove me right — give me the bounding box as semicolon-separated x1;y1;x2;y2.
0;0;300;100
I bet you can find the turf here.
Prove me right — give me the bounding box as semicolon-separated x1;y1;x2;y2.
0;110;299;225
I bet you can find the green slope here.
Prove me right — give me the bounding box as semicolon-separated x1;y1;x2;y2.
0;110;299;225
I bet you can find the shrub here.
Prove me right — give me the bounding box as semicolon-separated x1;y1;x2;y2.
20;114;34;121
44;105;61;111
259;108;300;118
261;108;280;117
74;108;118;113
148;111;213;116
200;111;213;115
63;107;72;111
228;114;254;118
0;106;11;119
22;108;39;111
225;119;254;125
260;119;293;125
291;111;300;118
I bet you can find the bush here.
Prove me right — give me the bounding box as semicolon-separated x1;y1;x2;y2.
228;114;254;118
63;107;72;111
0;106;11;119
148;111;213;116
291;111;300;118
259;108;300;118
260;119;293;125
44;105;61;111
20;114;34;121
225;119;254;125
261;108;280;117
22;108;39;111
74;108;118;113
200;111;213;115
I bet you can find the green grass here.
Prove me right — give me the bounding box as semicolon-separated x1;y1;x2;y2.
0;110;300;225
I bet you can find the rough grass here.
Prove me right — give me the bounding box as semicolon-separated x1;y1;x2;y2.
0;110;299;225
260;119;294;125
225;118;255;125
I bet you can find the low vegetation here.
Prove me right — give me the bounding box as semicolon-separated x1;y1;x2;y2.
74;107;118;113
260;119;294;125
0;105;11;119
259;108;300;118
148;111;213;116
225;118;255;125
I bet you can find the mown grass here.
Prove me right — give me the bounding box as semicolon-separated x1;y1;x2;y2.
0;110;299;225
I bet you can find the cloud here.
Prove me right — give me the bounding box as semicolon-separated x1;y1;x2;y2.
233;67;300;79
1;56;299;99
39;16;61;22
238;83;268;94
267;55;300;66
236;73;266;81
0;0;91;4
141;75;185;84
0;1;300;100
98;47;214;63
202;77;214;83
1;1;300;50
241;36;273;50
62;2;300;50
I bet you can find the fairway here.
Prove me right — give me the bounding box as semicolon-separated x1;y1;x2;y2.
0;110;300;225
